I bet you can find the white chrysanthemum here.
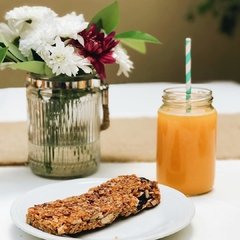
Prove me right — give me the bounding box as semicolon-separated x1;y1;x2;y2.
44;37;92;76
113;45;134;77
0;23;18;42
56;12;88;44
5;6;57;34
19;21;57;58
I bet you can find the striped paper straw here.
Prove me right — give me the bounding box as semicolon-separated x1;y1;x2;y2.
185;38;192;100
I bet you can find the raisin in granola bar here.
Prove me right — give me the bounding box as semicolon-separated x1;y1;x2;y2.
26;175;160;235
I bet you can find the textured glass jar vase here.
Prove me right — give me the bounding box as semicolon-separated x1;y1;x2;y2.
26;74;109;178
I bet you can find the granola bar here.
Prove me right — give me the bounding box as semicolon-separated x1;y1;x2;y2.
26;175;160;235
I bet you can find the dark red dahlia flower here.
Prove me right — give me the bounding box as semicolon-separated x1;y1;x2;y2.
69;24;119;80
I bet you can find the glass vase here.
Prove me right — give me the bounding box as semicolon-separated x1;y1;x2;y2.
26;74;109;178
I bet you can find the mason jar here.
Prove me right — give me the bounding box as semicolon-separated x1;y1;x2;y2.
26;74;109;178
156;87;217;195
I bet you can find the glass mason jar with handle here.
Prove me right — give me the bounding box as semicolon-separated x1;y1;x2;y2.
156;87;217;196
26;74;109;178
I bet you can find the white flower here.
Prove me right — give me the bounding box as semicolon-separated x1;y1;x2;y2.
113;45;134;77
56;12;88;44
19;21;57;58
5;6;57;35
44;37;92;76
0;23;18;42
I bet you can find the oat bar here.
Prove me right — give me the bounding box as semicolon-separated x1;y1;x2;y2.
26;175;160;235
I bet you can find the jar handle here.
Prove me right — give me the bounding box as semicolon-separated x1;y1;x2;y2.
100;84;110;131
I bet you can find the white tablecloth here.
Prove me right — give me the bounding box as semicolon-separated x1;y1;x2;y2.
1;82;240;240
0;81;240;122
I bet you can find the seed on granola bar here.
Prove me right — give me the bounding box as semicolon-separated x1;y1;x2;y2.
26;175;161;235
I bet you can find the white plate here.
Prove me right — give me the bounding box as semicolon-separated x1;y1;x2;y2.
11;178;195;240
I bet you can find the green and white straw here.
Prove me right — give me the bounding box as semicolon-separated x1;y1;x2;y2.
185;38;192;100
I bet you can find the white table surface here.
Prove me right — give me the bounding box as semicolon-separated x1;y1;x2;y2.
0;81;240;121
1;82;240;240
1;161;240;240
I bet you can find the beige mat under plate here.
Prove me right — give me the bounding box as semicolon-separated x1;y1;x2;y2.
0;115;240;165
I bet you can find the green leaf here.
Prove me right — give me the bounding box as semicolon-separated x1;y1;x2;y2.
6;51;19;62
7;42;26;62
44;64;54;77
0;33;26;62
90;1;119;33
120;39;146;54
0;47;8;63
116;31;160;44
7;61;49;75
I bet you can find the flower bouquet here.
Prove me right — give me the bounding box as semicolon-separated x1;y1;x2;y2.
0;1;159;178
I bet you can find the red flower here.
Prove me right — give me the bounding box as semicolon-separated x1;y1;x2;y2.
69;24;119;80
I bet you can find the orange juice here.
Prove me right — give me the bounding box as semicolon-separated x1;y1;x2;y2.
156;87;217;196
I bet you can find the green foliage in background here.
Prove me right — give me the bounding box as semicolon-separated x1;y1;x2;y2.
187;0;240;36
